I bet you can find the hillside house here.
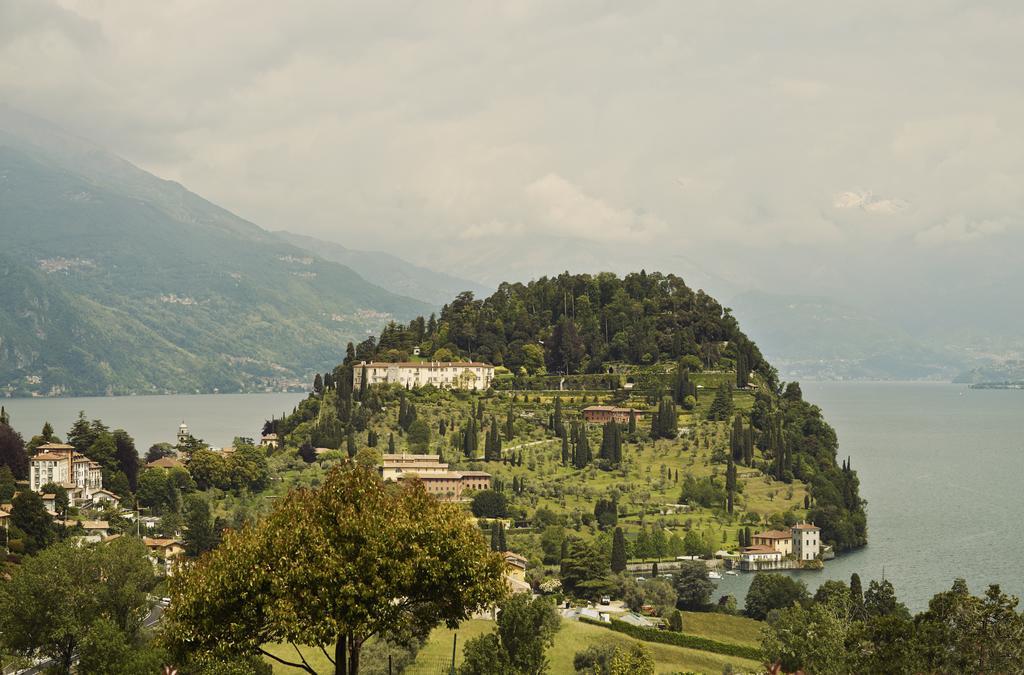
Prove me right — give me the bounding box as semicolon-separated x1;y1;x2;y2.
582;406;643;424
353;361;495;391
793;523;821;561
143;537;186;576
751;529;794;556
380;454;491;501
29;443;103;505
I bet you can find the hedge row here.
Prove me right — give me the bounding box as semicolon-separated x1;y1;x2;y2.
578;616;762;661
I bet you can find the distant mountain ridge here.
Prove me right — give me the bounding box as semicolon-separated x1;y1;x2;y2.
274;230;490;306
0;108;430;397
729;291;961;380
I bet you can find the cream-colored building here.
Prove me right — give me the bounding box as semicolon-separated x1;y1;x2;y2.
751;529;794;556
29;443;103;503
380;453;491;501
354;361;494;391
792;523;821;561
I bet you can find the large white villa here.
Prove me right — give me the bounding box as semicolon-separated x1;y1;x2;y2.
353;361;494;390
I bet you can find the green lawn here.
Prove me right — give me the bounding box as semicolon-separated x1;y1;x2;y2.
679;611;764;648
402;617;761;675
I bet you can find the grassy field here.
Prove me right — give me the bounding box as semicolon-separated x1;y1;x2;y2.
265;614;765;674
406;617;762;675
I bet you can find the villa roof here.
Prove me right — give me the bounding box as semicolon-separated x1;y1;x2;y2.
742;545;780;555
80;520;110;530
143;537;184;549
793;523;820;530
503;551;528;566
755;530;793;539
36;443;74;451
360;361;493;369
146;456;184;470
583;405;637;412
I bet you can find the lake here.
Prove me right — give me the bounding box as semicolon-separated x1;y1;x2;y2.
0;393;307;452
713;381;1024;611
3;382;1020;610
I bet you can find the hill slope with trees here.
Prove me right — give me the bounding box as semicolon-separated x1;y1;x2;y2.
0;111;429;396
301;271;868;555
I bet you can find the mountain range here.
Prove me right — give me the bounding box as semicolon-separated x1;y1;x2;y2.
0;108;441;396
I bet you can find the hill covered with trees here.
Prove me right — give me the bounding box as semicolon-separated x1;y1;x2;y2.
358;271;768;380
0;111;429;396
304;271;867;554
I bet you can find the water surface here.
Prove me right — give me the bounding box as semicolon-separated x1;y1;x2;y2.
0;392;307;451
714;381;1024;611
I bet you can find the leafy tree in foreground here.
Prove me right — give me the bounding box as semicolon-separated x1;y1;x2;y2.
163;466;506;675
0;537;155;675
459;594;560;675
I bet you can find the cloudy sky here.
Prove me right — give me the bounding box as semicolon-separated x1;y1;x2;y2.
2;1;1022;342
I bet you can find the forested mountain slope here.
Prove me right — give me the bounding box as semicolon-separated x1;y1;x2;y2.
0;111;428;396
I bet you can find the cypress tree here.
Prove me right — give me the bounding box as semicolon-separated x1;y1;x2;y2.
850;573;866;620
628;409;637;435
346;428;356;458
497;523;507;552
490;524;500;551
561;434;569;465
726;456;735;514
553;397;563;437
731;415;744;462
652;561;659;577
611;527;627;572
505;404;515;441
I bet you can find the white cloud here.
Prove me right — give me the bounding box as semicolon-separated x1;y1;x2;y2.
524;173;668;243
833;190;909;214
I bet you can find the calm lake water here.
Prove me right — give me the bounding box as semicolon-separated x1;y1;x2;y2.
3;383;1020;610
0;393;307;452
713;381;1024;612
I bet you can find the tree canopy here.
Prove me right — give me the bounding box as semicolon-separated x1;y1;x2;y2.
163;465;507;675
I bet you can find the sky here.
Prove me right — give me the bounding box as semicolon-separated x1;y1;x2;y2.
1;0;1022;348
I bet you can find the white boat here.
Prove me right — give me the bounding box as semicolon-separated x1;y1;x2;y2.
725;570;739;576
708;571;723;580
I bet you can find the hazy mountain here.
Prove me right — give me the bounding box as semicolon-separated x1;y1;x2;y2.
0;109;429;397
274;230;489;306
729;291;962;381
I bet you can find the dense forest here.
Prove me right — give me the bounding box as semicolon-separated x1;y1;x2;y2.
355;271;768;380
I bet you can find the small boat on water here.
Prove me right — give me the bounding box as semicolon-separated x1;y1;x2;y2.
725;570;739;576
708;571;723;580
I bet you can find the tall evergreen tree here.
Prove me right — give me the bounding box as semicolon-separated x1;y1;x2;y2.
850;572;866;620
553;397;563;437
346;428;357;458
497;522;507;552
561;434;569;466
313;373;324;395
505;404;515;441
628;409;637;435
611;527;627;573
707;382;734;421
